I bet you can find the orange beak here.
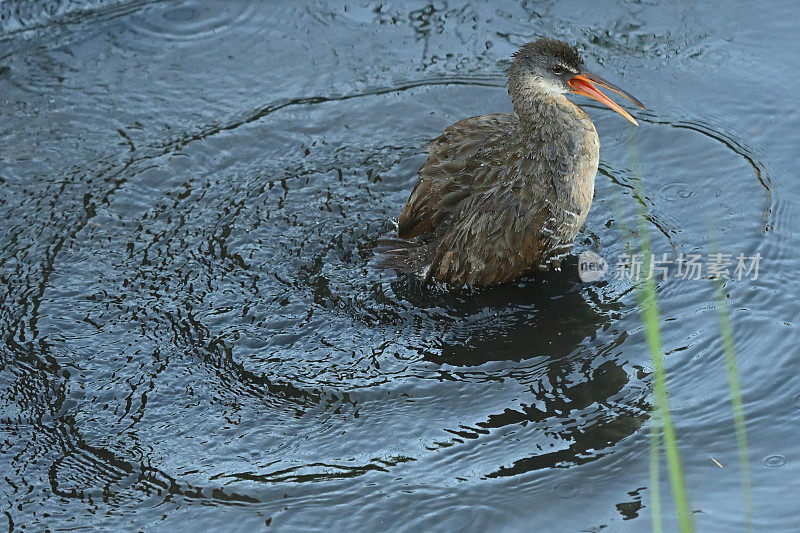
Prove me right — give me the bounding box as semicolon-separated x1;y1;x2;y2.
568;71;646;126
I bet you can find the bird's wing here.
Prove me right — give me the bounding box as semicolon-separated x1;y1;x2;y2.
423;185;549;285
397;113;518;239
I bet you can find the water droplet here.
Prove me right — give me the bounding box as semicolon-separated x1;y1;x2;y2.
763;454;786;468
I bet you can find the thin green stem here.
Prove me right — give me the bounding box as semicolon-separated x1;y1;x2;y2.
714;280;752;531
627;130;694;532
635;240;693;533
649;410;663;533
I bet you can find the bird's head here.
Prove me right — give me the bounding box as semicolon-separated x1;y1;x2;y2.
508;37;645;125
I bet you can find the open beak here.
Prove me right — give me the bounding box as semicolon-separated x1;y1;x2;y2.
568;71;645;126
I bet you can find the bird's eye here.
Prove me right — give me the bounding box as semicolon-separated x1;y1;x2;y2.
551;65;564;74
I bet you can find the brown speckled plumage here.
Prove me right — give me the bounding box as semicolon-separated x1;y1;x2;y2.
379;38;642;286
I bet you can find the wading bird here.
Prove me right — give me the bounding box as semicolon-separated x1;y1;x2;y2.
378;38;644;286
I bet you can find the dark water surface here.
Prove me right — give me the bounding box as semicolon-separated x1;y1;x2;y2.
1;1;799;531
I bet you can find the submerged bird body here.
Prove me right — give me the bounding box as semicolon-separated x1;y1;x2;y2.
380;38;644;286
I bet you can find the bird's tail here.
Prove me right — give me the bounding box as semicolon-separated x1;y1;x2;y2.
372;236;424;273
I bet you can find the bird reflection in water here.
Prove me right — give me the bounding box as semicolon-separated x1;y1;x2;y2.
392;259;649;477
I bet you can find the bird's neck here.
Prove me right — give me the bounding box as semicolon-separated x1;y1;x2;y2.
510;86;591;136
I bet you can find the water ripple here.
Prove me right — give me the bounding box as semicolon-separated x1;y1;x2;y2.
125;1;259;43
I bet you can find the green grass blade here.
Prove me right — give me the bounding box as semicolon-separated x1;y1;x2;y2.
635;246;693;533
649;410;663;533
714;280;752;531
627;131;694;532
